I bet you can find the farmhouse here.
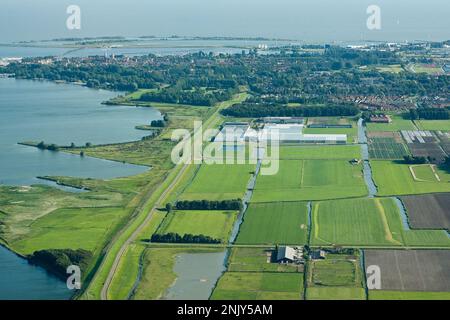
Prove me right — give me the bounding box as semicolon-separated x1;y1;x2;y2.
275;246;304;264
369;114;392;123
310;250;327;260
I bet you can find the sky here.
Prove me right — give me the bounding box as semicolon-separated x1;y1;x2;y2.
0;0;449;43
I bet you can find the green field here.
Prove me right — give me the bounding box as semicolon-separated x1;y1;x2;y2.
411;165;440;182
415;120;450;131
306;253;366;300
311;198;450;247
156;210;237;242
367;115;416;132
180;163;254;201
227;248;301;273
278;145;361;160
371;161;450;196
210;272;304;300
306;287;366;300
252;160;367;202
375;64;404;74
236;202;308;245
11;207;129;255
368;137;409;159
369;290;450;300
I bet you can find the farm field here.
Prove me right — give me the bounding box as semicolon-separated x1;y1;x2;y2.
306;253;365;300
365;250;450;292
400;193;450;229
278;145;361;160
252;160;367;202
311;198;450;247
368;137;409;159
180;163;254;201
236;202;308;245
156;210;238;242
415;120;450;131
227;248;302;273
369;290;450;300
411;63;444;75
210;272;304;300
10;206;129;255
366;115;416;132
371;161;450;196
407;140;447;164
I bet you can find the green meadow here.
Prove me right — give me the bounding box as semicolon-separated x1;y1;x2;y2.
180;163;254;201
156;210;237;242
227;248;301;273
252;160;367;202
371;161;450;196
210;272;304;300
278;145;361;160
236;202;308;245
311;198;450;247
415;120;450;131
366;115;416;132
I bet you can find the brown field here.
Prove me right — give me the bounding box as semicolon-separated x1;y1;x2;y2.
365;250;450;292
437;132;450;154
407;139;447;164
401;194;450;230
368;131;403;143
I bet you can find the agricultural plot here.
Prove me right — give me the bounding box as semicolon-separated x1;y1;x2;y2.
371;161;450;196
252;160;367;202
366;115;416;132
400;194;450;229
369;291;450;300
411;63;444;75
236;202;308;245
365;250;450;292
306;253;366;300
10;207;129;255
156;210;237;242
416;120;450;131
227;248;302;273
278;145;361;160
407;141;447;164
180;163;254;201
368;137;409;159
311;198;450;247
210;272;304;300
436;131;450;154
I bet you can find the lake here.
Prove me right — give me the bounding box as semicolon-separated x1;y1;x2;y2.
0;245;72;300
0;78;161;186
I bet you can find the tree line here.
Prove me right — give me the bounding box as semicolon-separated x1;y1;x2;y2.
221;103;359;118
410;108;450;120
175;199;242;211
151;233;221;244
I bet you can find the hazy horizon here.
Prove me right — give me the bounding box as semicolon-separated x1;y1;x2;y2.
1;0;449;43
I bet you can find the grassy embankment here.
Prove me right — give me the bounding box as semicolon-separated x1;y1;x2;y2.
93;92;249;300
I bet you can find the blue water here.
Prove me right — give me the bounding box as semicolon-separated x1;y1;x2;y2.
0;78;161;186
0;245;72;300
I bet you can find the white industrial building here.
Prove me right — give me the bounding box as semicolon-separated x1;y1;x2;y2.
215;122;347;145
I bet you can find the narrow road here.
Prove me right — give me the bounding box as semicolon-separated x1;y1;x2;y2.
100;162;189;300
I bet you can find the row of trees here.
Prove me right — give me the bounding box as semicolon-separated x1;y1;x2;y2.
140;87;236;106
174;199;242;211
403;155;428;164
222;103;359;118
410;108;450;120
151;233;221;244
29;249;92;281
